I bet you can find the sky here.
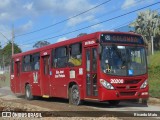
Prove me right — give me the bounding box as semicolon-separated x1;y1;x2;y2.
0;0;160;52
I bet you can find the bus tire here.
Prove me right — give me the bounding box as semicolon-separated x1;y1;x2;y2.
69;85;81;105
25;84;33;100
108;100;120;106
68;87;72;104
142;98;148;105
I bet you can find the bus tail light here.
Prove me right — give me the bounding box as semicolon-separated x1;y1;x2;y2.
100;79;114;90
140;79;148;89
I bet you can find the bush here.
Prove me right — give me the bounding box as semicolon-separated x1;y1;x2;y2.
148;65;160;98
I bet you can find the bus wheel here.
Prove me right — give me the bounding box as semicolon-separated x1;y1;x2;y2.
70;85;81;105
108;100;120;106
142;98;148;105
25;84;33;100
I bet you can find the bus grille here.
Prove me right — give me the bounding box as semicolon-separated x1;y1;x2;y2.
115;79;142;90
124;79;141;84
120;91;136;96
116;86;137;90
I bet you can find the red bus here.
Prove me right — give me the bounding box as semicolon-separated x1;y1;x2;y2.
10;31;149;105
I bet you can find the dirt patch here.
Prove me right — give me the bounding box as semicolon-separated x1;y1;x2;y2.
0;98;51;111
0;98;120;119
148;97;160;105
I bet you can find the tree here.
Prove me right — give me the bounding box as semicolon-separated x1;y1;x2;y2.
0;42;1;49
2;42;22;66
33;41;50;48
154;25;160;50
129;10;160;53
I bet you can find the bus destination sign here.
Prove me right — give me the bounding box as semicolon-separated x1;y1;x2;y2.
100;34;144;44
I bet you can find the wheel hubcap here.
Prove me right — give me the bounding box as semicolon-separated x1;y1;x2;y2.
73;89;79;99
26;89;29;97
72;88;79;104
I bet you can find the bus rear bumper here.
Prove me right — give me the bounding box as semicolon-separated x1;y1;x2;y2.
99;88;149;101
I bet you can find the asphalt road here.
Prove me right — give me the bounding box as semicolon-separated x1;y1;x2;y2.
0;87;160;119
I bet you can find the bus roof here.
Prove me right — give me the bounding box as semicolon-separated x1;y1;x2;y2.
12;31;141;58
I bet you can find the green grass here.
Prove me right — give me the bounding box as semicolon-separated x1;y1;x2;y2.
148;51;160;66
148;51;160;98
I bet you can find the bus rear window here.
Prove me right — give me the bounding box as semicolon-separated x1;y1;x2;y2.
23;55;32;72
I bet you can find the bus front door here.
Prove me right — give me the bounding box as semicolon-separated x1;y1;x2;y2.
41;55;50;97
85;47;98;100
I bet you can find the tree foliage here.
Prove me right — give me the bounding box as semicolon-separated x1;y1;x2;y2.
0;42;1;49
1;42;22;66
129;10;160;51
33;41;50;48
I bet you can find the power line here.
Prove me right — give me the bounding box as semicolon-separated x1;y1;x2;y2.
18;1;160;47
15;0;112;37
15;0;144;44
18;7;160;46
18;19;134;48
0;32;10;41
0;32;10;47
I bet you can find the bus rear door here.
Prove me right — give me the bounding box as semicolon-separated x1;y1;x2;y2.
41;51;51;98
15;59;21;93
85;47;98;100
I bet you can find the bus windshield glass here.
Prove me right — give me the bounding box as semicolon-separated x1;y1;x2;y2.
101;45;147;76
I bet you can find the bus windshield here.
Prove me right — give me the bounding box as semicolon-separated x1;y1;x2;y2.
101;45;147;76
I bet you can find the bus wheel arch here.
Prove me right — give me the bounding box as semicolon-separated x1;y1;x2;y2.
68;82;82;105
25;83;34;100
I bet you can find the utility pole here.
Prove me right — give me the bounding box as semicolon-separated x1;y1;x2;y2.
12;25;14;55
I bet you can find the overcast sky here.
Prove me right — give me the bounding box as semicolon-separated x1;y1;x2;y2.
0;0;159;52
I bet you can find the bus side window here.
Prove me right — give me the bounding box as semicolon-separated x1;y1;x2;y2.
68;43;82;66
55;46;68;68
92;48;97;71
52;49;55;68
23;55;32;72
32;53;40;70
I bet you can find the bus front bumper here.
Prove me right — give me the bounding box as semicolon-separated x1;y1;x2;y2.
99;87;149;101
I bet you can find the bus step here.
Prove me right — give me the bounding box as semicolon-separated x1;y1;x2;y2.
42;95;49;98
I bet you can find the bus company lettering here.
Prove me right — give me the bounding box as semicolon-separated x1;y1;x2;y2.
11;75;14;80
43;52;47;55
16;58;20;61
85;40;95;45
33;72;38;83
110;79;124;84
55;70;65;78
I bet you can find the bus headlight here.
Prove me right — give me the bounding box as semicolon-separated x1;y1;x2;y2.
140;79;148;89
100;79;114;90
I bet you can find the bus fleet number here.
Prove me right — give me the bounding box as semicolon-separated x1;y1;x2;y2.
110;79;124;84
